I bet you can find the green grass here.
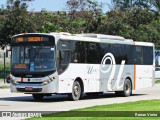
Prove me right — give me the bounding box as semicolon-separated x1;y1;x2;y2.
0;64;10;79
0;63;10;68
155;80;160;84
28;100;160;120
0;86;10;89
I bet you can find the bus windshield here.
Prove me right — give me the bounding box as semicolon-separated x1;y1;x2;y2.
11;45;56;74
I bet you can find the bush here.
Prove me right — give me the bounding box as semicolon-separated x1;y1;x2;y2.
0;64;10;78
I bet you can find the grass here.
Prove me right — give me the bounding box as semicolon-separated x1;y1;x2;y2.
0;63;10;69
155;80;160;84
0;86;10;89
28;100;160;120
0;64;10;79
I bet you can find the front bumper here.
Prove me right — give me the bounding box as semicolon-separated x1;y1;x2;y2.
10;80;58;94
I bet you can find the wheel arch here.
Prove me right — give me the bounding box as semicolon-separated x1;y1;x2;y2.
75;77;84;93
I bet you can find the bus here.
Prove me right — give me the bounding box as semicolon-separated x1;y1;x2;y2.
10;32;155;101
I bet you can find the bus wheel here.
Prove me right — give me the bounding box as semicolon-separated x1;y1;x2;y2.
115;79;132;97
68;81;82;101
32;94;44;100
123;79;132;97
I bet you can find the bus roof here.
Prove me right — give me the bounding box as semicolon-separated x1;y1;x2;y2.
50;32;134;45
12;32;154;46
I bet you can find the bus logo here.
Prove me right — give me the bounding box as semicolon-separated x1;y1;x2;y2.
101;53;125;90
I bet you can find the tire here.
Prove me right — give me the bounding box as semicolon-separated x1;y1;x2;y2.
115;79;132;97
32;94;44;100
68;81;82;101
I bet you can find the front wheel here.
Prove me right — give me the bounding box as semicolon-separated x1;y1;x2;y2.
68;81;82;101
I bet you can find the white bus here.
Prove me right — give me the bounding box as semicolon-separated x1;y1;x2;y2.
10;32;155;101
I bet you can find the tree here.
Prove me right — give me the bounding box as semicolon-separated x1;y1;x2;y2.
66;0;103;33
97;8;160;45
36;10;69;33
97;10;134;38
0;0;35;47
112;0;160;11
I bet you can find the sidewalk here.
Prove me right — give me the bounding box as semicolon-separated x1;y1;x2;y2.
0;80;10;88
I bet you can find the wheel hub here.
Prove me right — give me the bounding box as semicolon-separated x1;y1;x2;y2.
125;84;130;94
74;86;79;96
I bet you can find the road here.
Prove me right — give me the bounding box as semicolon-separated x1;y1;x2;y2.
0;84;160;112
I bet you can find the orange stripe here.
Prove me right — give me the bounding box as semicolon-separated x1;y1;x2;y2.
134;65;136;90
21;77;23;82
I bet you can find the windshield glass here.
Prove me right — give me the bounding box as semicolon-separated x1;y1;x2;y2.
11;45;55;73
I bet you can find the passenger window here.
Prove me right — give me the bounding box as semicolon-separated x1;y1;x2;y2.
134;46;143;64
86;43;100;63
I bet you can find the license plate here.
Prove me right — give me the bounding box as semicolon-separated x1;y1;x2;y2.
25;87;33;91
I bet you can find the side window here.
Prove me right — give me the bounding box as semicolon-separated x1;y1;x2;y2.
143;46;153;65
100;43;112;64
72;41;86;63
86;43;100;64
122;45;134;65
112;44;123;64
134;46;143;64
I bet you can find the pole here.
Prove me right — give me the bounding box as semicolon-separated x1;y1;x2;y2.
4;52;6;83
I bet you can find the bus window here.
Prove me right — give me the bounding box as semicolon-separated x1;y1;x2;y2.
57;50;70;74
134;46;143;64
86;43;100;64
143;46;153;65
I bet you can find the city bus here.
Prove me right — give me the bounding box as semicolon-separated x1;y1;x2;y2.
10;32;155;101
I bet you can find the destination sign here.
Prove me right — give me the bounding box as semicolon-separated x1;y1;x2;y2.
16;37;48;43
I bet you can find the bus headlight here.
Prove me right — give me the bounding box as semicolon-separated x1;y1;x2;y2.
11;79;17;84
42;77;55;85
43;81;48;85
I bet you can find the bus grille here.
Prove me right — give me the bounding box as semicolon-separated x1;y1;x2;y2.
17;82;43;84
17;88;42;92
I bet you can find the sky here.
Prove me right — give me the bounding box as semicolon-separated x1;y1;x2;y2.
0;0;112;12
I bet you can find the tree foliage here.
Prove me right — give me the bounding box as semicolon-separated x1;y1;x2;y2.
112;0;160;11
0;0;35;47
0;0;159;48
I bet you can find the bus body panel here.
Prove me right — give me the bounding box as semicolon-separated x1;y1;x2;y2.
58;64;135;93
135;65;154;89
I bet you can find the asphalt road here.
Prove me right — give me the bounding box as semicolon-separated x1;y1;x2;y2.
0;84;160;113
0;84;160;119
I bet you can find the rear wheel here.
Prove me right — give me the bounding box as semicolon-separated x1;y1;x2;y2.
32;94;44;100
68;81;82;101
115;79;132;97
